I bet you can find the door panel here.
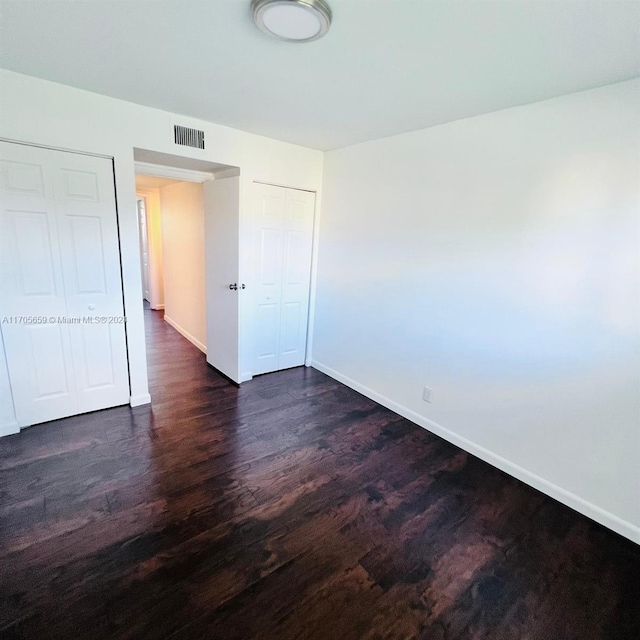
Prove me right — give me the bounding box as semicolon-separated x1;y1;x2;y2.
259;228;282;286
253;184;285;375
252;183;315;375
60;168;99;201
280;302;301;355
12;210;58;296
204;176;241;383
0;141;129;427
0;144;76;426
256;303;279;361
278;189;315;370
27;324;73;400
67;215;108;293
283;230;306;284
0;158;45;195
79;323;115;388
52;150;129;414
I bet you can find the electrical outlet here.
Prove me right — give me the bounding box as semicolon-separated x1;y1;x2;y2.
422;386;433;403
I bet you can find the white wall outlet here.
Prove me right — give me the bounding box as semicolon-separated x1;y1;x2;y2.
422;386;433;403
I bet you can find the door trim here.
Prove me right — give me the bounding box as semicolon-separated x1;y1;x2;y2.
0;137;113;160
253;179;316;193
134;161;215;184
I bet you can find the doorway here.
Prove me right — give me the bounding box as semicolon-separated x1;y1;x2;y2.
133;149;243;383
135;173;207;353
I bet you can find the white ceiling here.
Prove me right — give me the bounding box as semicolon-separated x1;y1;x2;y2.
0;0;638;150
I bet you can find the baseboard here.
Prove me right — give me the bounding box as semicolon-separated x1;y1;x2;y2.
151;304;165;310
311;359;640;545
164;315;207;354
239;371;253;383
130;393;151;407
0;420;20;438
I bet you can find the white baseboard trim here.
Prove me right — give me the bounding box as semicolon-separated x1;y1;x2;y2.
152;304;165;310
164;315;207;354
0;420;20;438
239;372;253;383
130;393;151;407
311;359;640;545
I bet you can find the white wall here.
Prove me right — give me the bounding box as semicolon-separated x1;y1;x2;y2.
312;80;640;543
136;187;164;310
0;69;323;429
160;181;206;352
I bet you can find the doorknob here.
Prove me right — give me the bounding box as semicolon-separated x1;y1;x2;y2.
229;283;238;290
88;304;96;310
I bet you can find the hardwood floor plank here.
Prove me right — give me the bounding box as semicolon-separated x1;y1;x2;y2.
0;306;638;640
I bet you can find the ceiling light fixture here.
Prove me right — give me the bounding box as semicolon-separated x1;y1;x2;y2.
251;0;332;43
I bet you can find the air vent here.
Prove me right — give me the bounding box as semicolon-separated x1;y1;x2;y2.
174;125;205;149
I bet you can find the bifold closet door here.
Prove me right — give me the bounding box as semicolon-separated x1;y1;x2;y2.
253;183;315;375
0;141;130;427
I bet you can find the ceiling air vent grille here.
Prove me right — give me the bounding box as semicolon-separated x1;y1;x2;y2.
174;125;205;149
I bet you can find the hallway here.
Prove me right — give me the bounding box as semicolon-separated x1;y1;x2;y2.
0;308;638;639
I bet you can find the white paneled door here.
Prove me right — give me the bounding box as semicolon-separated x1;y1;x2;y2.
0;141;129;427
204;176;241;383
253;183;315;375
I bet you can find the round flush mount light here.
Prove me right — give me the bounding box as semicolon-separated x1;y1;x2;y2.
251;0;332;43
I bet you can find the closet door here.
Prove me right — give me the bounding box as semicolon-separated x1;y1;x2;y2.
0;143;77;425
253;184;286;375
0;142;129;427
278;188;315;370
253;183;315;376
52;149;130;415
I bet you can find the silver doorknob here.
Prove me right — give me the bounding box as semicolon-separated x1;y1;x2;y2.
88;304;96;310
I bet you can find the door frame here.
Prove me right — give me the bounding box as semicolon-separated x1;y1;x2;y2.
136;196;151;303
134;161;244;383
132;160;218;337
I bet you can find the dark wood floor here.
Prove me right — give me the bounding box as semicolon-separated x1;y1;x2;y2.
1;308;638;640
